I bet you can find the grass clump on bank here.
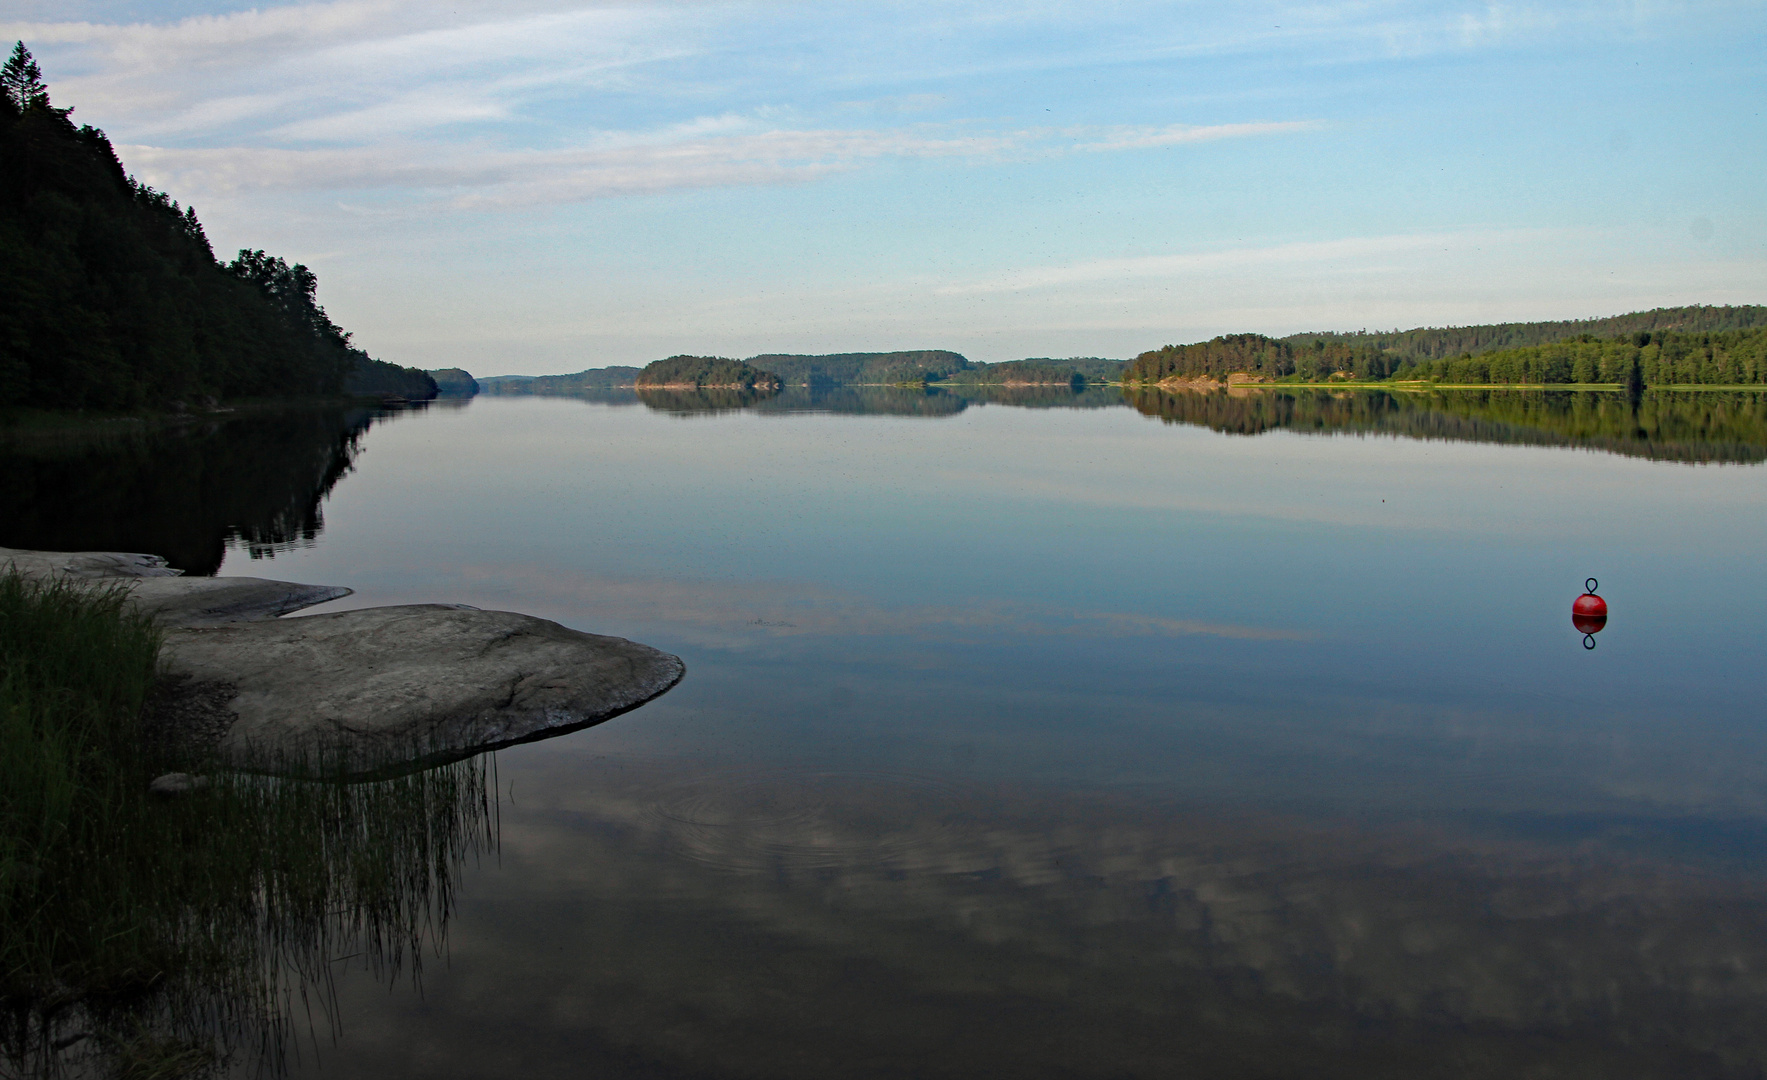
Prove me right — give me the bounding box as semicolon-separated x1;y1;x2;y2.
0;568;496;1078
0;571;163;1002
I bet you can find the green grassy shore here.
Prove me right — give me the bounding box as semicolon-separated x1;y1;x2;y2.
0;569;494;1079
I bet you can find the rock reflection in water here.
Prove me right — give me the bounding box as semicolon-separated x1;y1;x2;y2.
308;755;1767;1079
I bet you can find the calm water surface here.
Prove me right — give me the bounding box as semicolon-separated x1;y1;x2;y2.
13;390;1767;1077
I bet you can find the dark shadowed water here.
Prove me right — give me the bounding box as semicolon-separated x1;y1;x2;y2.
6;388;1767;1077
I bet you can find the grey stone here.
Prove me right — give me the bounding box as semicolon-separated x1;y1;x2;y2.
4;548;686;778
1;546;183;579
163;605;684;778
125;576;352;626
2;546;351;626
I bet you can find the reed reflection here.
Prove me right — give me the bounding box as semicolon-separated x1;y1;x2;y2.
1;752;495;1079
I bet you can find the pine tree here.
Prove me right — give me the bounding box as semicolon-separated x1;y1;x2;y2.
2;41;50;112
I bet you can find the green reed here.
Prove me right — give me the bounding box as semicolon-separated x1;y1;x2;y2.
0;571;496;1078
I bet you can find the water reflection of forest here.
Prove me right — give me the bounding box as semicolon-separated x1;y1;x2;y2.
0;404;428;574
630;384;1126;417
1127;387;1767;464
494;383;1767;463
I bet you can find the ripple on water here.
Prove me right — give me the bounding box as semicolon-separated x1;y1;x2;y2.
641;767;985;874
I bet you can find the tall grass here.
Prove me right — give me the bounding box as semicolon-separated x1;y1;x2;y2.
0;571;496;1078
0;571;163;1008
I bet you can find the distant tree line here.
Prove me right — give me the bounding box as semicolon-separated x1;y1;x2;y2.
939;358;1126;387
1401;329;1767;386
1125;335;1401;383
1124;327;1767;387
0;43;433;409
477;367;641;394
1283;305;1767;361
746;351;971;386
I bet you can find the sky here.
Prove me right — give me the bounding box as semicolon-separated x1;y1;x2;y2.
3;1;1764;373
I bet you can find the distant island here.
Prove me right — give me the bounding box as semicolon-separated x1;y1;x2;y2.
0;44;436;412
473;352;1128;396
634;356;783;391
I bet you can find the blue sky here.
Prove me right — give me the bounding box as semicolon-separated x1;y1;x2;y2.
5;1;1763;373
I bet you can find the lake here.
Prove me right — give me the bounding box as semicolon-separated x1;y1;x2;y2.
7;386;1767;1077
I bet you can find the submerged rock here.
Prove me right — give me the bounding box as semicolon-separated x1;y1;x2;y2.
3;547;685;778
148;772;211;797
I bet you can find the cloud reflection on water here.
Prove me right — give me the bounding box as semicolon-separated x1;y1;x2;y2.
306;751;1767;1079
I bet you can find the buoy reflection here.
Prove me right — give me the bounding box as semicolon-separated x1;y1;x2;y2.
1572;577;1608;649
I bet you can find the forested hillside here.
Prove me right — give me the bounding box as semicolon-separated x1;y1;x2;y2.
1283;306;1767;361
636;355;782;390
479;367;640;394
1402;329;1767;386
0;43;431;409
1125;335;1400;383
1126;326;1767;386
941;358;1125;386
745;351;970;386
426;368;479;396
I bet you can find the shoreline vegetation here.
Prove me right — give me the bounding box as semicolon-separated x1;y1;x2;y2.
0;540;683;1077
0;567;495;1079
468;309;1767;405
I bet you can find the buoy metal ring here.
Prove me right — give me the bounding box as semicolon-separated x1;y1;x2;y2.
1586;577;1599;594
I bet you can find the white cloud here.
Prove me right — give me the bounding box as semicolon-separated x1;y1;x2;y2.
1073;120;1322;152
119;116;1321;206
121;126;1021;205
936;231;1555;297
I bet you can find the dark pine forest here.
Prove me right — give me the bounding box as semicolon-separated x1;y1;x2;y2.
0;44;433;410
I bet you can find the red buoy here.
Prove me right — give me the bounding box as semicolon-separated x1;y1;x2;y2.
1572;578;1607;648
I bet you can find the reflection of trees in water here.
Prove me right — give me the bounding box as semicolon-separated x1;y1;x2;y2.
950;385;1124;410
0;405;427;574
1126;387;1767;464
639;384;1125;417
636;386;784;415
752;386;966;417
2;757;495;1079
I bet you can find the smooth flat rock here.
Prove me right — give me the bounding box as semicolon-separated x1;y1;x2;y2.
1;545;183;579
163;605;685;777
2;546;351;626
6;547;685;777
126;576;352;626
